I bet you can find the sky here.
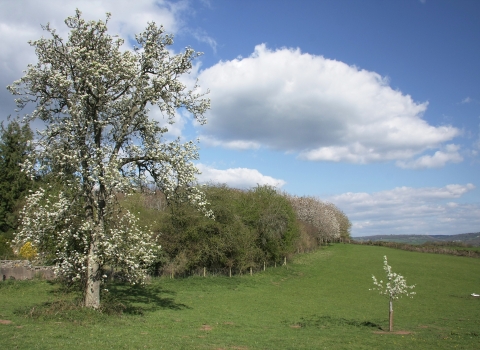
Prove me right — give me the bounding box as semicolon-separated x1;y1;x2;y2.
1;0;479;237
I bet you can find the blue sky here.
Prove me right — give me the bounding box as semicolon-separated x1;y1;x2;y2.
1;0;479;236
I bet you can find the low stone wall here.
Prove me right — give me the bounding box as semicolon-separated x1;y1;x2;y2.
0;260;55;281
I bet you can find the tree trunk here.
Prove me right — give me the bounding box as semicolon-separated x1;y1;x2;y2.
389;299;393;331
85;239;100;309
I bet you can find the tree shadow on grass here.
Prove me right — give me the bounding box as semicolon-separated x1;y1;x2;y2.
287;315;384;331
14;280;190;319
105;282;191;315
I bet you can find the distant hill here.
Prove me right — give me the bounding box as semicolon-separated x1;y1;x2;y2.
353;232;480;246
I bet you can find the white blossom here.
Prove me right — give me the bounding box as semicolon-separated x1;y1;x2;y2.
370;256;416;300
287;195;341;242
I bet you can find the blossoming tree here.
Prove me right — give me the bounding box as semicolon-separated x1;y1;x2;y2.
371;256;416;331
287;195;343;243
8;10;212;309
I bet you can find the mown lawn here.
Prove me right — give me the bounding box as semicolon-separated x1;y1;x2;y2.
1;244;479;349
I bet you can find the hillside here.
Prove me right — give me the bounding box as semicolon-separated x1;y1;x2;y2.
354;232;480;246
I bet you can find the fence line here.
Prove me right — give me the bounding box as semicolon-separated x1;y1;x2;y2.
156;258;291;279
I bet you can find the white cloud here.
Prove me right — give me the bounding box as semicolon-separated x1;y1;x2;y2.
187;27;217;53
196;164;286;189
328;183;479;236
201;136;261;150
461;97;472;104
396;144;463;169
197;44;460;166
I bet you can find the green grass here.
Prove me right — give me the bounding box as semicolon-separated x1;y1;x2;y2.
1;244;480;349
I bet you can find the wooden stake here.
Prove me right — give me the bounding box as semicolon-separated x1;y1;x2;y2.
389;299;393;331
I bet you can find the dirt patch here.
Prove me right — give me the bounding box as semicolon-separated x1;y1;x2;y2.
0;320;12;325
223;322;235;325
200;324;213;331
373;330;412;335
290;324;302;329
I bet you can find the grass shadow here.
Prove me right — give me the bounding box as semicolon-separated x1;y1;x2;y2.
106;282;191;314
288;315;384;331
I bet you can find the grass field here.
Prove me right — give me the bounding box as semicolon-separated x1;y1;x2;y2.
1;244;479;349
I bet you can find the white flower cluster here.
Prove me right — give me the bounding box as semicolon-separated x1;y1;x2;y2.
8;9;213;297
287;195;344;242
14;187;156;284
371;255;416;300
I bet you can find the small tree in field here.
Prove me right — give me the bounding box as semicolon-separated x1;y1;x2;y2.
8;10;212;309
370;256;415;331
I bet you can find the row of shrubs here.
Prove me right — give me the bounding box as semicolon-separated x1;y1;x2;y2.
122;184;351;277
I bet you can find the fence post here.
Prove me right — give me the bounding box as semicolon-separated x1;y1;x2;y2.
203;267;206;277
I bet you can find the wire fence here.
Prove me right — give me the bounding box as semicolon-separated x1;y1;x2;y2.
156;258;290;279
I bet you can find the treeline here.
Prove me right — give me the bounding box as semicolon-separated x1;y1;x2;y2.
123;184;351;277
352;240;480;259
0;119;352;276
0;120;34;257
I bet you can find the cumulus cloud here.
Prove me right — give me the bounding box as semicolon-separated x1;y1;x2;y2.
328;183;479;236
396;144;463;169
197;44;460;166
196;164;286;189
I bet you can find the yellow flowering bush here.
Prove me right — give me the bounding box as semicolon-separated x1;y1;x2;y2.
19;241;37;261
